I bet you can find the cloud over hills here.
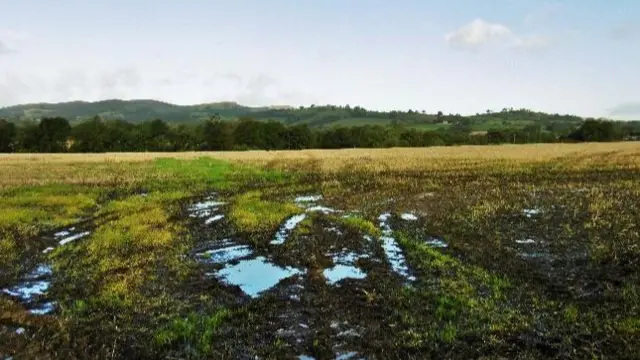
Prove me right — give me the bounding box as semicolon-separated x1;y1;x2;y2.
445;18;551;50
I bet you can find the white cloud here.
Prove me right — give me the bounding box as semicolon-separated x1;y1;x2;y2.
445;18;552;51
445;19;512;48
0;68;316;108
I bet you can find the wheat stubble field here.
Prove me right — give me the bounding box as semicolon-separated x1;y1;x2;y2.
1;142;639;359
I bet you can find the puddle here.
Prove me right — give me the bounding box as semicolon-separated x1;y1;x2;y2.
324;250;369;285
306;206;338;214
400;213;418;221
29;302;56;315
298;355;315;360
325;227;343;236
25;265;53;279
15;327;26;335
425;237;448;248
204;214;225;225
2;280;49;300
516;239;536;244
188;197;226;218
198;244;253;263
324;265;366;285
377;213;415;281
54;230;71;238
42;247;55;254
295;195;323;203
58;231;91;246
523;208;541;218
336;351;361;360
216;257;305;298
381;236;415;281
271;214;307;245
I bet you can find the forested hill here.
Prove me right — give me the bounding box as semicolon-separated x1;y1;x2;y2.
0;99;596;131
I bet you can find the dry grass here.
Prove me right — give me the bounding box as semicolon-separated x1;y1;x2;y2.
1;142;638;187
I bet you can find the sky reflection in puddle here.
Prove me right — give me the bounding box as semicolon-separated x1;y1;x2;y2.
271;214;307;245
217;256;305;298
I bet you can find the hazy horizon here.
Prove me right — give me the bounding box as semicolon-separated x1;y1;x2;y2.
1;1;638;119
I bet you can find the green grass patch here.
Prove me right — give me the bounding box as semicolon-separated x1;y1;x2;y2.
154;309;232;355
229;190;301;234
332;215;381;237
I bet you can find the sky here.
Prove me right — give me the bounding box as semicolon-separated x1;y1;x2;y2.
0;0;638;119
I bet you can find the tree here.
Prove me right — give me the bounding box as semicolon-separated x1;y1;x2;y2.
38;117;71;152
569;120;623;142
203;119;234;150
233;117;265;150
0;119;17;152
70;116;109;152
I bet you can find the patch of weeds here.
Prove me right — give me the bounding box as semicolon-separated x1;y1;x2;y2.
229;190;300;235
154;309;231;355
393;232;528;350
331;215;381;237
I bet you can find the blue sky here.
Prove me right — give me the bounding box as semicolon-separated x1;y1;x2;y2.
0;0;638;118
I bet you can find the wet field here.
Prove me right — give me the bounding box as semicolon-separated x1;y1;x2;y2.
1;144;639;359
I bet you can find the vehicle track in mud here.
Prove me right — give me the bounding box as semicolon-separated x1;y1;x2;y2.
184;193;444;359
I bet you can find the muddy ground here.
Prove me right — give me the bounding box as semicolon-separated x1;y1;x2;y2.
1;158;639;359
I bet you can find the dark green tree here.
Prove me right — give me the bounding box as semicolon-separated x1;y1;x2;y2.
0;119;17;152
70;116;109;152
203;119;234;150
38;117;71;152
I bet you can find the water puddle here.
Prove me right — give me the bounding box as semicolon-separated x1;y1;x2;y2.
335;351;361;360
324;251;368;285
57;231;91;246
2;280;49;300
204;214;225;225
295;195;323;203
381;236;416;281
188;196;226;218
324;265;366;285
216;257;305;298
306;206;338;214
1;264;55;315
516;239;536;244
400;213;418;221
523;208;542;218
377;213;416;281
29;302;56;315
425;237;448;248
271;214;307;245
197;244;253;264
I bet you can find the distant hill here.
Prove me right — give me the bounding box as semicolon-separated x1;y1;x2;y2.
0;99;593;131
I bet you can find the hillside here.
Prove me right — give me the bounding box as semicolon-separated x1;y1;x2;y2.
0;99;594;131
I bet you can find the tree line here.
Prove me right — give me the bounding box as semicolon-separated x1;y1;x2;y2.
0;116;637;153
